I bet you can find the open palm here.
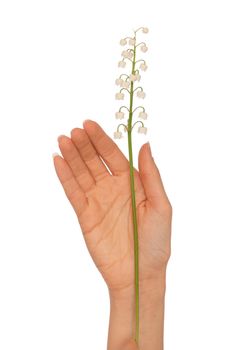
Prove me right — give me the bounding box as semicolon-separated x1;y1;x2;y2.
53;120;172;294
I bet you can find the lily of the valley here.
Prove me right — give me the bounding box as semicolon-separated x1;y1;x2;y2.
142;27;149;33
141;44;148;53
137;90;146;99
114;131;123;139
115;111;124;119
139;111;148;119
140;62;148;71
121;80;130;88
115;92;124;100
115;78;123;86
129;73;141;82
114;26;149;346
122;50;133;59
138;126;147;134
129;38;136;46
120;38;127;46
118;60;126;68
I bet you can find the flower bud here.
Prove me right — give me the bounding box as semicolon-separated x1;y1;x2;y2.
142;27;149;34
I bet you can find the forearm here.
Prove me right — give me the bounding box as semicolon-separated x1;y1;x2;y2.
107;271;167;350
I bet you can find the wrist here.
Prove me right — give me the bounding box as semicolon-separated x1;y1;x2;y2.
107;271;167;350
109;270;167;304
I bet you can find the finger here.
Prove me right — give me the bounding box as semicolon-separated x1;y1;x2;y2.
70;127;110;182
138;142;170;209
53;153;88;216
83;120;130;175
58;135;95;192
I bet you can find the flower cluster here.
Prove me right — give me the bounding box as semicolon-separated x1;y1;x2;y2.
114;27;149;139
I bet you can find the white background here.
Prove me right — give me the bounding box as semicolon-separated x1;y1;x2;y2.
0;0;232;349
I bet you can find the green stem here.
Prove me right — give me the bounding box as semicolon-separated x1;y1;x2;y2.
127;32;140;345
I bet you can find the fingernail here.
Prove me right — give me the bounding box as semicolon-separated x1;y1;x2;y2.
52;152;59;159
83;119;93;125
57;134;65;142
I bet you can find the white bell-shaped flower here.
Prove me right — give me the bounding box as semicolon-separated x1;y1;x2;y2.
115;92;124;100
121;80;130;88
137;90;146;99
140;63;148;71
115;111;124;119
118;60;126;68
114;131;123;139
129;74;137;82
122;50;133;59
141;44;148;53
142;27;149;34
129;38;136;46
120;38;127;46
115;78;123;86
139;112;148;119
138;126;147;134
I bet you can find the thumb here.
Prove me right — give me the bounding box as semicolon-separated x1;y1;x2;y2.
138;142;169;208
121;338;139;349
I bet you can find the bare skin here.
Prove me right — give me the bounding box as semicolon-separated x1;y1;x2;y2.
53;119;172;349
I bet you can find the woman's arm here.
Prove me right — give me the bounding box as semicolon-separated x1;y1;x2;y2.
108;273;166;350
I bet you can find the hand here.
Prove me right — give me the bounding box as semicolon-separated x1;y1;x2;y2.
53;120;172;295
122;339;139;350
